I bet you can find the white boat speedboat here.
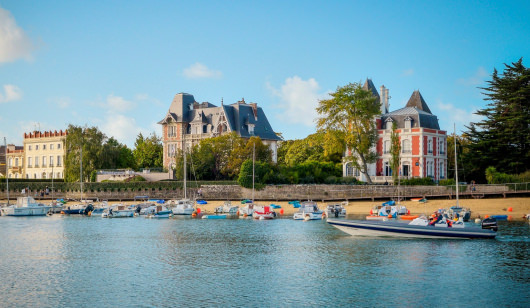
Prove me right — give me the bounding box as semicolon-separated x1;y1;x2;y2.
170;199;195;215
214;201;239;215
144;205;172;218
102;204;135;218
1;197;51;216
239;202;254;217
252;205;276;220
327;216;497;239
293;201;324;220
326;202;347;218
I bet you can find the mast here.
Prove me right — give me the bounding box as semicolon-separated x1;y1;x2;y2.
80;147;83;202
454;124;459;207
183;143;187;199
4;137;9;205
252;143;255;202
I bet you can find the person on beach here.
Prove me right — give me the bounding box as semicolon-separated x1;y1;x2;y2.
46;186;49;195
198;188;203;197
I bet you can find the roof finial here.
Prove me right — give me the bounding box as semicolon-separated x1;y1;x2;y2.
221;97;223;105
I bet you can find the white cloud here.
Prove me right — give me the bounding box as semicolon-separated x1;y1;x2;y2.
0;7;35;63
436;100;483;130
0;84;22;103
457;67;489;86
183;62;222;79
49;96;71;108
402;68;414;76
103;94;135;112
268;76;329;127
101;114;141;146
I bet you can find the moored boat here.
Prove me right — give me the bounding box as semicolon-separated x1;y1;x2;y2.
0;197;51;216
214;201;239;215
252;205;276;220
325;202;347;218
293;201;324;220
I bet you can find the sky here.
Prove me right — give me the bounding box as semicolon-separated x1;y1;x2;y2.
1;0;529;148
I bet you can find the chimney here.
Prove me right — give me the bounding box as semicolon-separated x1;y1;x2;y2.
385;87;389;113
380;85;388;114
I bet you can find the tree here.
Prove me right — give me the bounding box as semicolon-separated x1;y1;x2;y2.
133;132;163;169
316;82;380;183
464;58;530;182
389;122;401;183
64;124;107;182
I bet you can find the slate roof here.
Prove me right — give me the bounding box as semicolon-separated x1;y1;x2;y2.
381;106;440;130
363;79;380;100
159;94;281;141
405;90;432;114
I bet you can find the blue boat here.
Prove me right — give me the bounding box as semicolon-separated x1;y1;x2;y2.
490;215;508;220
202;214;227;219
270;204;281;209
197;200;208;205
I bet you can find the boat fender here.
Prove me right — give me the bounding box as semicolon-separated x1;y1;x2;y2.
322;213;326;219
236;211;240;216
370;209;373;215
407;210;410;215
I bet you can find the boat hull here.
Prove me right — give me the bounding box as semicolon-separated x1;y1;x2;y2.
1;206;51;216
327;219;496;239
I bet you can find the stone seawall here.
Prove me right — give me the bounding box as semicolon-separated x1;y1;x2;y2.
1;184;511;202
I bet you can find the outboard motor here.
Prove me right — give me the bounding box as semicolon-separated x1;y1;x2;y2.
136;205;142;214
482;217;498;232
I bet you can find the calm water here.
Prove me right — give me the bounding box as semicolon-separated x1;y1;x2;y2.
1;215;529;308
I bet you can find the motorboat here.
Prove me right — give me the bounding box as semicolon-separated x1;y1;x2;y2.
61;203;94;215
0;197;51;216
102;204;135;218
170;199;195;215
293;201;324;220
327;216;497;239
239;202;254;217
215;201;239;215
252;205;276;220
325;202;347;218
144;205;172;218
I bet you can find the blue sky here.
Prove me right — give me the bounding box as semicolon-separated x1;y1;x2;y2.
1;0;529;147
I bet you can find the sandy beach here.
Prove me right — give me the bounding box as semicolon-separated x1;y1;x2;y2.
3;197;529;220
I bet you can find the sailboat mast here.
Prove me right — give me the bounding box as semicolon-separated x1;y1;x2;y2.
4;137;9;205
252;143;255;202
80;147;83;202
454;124;459;207
183;143;187;199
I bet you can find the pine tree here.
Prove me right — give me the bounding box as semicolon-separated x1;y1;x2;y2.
464;58;530;182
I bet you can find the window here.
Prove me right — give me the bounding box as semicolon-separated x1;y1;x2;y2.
50;144;54;150
15;158;19;167
26;174;29;179
440;162;445;179
57;143;61;149
405;118;412;129
50;156;54;167
168;126;177;137
28;145;32;151
57;172;61;179
439;140;445;154
43;144;47;150
402;140;411;154
8;158;12;167
34;156;39;167
36;145;39;150
28;157;32;167
57;155;62;167
42;156;47;167
384;140;390;154
428;139;433;154
248;124;255;135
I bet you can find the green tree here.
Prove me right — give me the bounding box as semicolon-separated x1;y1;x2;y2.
316;82;380;183
133;132;163;169
464;58;530;182
389;122;401;183
64;124;106;182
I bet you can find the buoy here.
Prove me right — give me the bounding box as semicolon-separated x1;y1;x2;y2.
236;211;240;216
370;209;373;215
244;213;248;217
475;218;482;223
508;215;513;221
407;210;410;215
280;208;284;215
484;215;489;219
192;213;197;218
322;213;326;219
259;216;265;220
388;214;392;218
197;208;201;214
508;207;513;212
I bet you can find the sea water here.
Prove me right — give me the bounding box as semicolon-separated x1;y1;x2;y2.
0;215;528;307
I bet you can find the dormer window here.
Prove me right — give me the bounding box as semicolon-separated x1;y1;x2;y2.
404;116;413;129
248;124;255;135
385;117;394;130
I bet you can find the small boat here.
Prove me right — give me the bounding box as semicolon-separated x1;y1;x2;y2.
490;215;508;220
293;201;324;220
252;205;276;220
202;214;227;219
327;216;497;239
399;215;419;220
170;199;195;215
270;204;281;209
0;197;51;216
411;198;427;202
215;201;239;215
144;205;172;218
289;201;301;208
102;204;135;218
62;203;94;215
239;202;254;217
369;201;408;219
196;200;207;205
326;202;347;218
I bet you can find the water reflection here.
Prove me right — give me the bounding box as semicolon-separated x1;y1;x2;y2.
0;216;529;307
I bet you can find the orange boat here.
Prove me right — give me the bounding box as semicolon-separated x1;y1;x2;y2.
399;215;419;220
